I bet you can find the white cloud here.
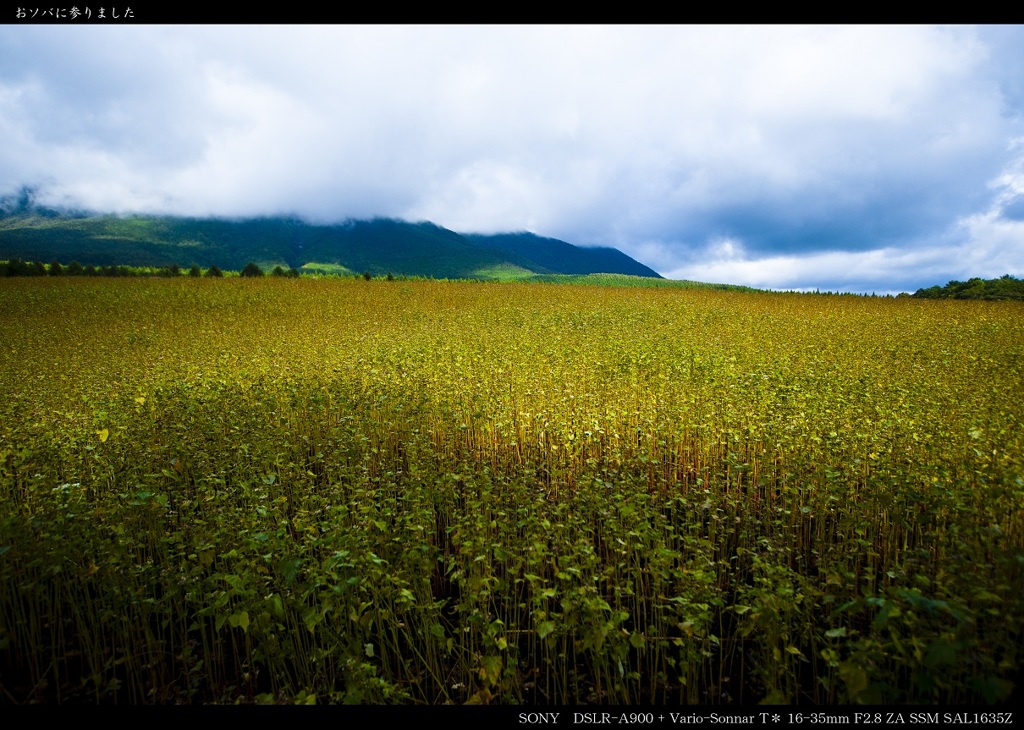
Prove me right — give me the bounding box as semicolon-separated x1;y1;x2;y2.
666;245;949;293
2;24;1023;290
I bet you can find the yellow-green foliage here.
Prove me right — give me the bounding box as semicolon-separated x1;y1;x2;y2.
0;277;1021;704
471;263;537;281
297;261;356;277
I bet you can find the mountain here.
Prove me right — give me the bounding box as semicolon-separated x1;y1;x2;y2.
466;232;662;279
0;191;661;280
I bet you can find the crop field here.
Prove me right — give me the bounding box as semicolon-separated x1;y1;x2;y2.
0;277;1022;705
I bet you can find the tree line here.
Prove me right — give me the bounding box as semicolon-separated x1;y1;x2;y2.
0;259;302;278
912;274;1024;300
1;259;417;281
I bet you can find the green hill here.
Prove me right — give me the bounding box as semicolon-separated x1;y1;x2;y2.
467;231;662;279
0;192;662;281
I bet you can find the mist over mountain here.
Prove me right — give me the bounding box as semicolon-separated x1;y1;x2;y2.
0;190;662;281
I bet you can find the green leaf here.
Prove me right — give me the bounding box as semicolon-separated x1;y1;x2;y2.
973;590;1002;603
969;677;1015;704
280;557;301;585
839;661;868;699
480;655;503;687
228;610;249;632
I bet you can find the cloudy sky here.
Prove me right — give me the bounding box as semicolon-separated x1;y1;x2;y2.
2;24;1023;292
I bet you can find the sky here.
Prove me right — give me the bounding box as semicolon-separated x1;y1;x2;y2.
2;24;1023;293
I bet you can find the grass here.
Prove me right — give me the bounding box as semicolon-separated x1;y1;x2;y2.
471;263;538;282
298;262;357;278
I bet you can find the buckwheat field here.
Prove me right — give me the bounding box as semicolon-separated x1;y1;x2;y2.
1;277;1021;704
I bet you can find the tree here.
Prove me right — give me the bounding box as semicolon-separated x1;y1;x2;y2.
67;261;84;276
49;260;63;276
363;271;372;281
189;264;202;277
3;258;26;276
271;265;286;277
241;262;264;278
205;264;223;278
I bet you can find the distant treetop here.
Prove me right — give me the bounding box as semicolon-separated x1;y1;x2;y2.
240;262;264;278
912;275;1024;301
